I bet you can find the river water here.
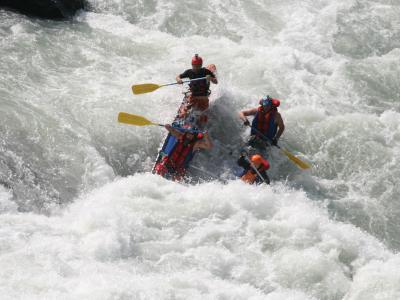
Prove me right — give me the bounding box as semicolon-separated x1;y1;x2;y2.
1;0;400;299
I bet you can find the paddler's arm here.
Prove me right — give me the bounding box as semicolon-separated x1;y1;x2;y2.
165;124;184;139
273;112;285;142
176;75;183;84
193;132;213;151
176;69;190;85
239;108;258;126
206;75;218;84
205;69;218;84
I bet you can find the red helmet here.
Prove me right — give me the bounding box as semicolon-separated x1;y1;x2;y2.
272;99;280;107
259;95;280;108
191;54;203;65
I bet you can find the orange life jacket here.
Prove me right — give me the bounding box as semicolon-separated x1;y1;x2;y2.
251;107;278;140
240;161;270;184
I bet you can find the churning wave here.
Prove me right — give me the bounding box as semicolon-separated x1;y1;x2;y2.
1;0;400;298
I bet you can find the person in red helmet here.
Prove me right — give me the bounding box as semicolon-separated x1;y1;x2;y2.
239;95;285;150
238;153;270;184
176;54;218;111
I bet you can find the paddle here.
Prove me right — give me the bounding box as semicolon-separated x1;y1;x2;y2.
118;112;206;135
132;77;207;95
118;112;164;127
247;125;311;170
244;155;269;183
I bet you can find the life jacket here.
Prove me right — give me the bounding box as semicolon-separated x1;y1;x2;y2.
169;136;196;171
155;133;200;179
189;69;211;97
240;161;270;184
251;107;277;140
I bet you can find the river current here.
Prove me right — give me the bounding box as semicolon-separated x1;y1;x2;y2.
1;1;400;299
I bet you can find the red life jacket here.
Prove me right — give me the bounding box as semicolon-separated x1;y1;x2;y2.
158;133;198;179
169;136;195;171
251;107;278;140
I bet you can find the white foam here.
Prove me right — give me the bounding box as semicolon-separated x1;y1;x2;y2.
1;0;400;298
0;186;17;213
0;175;395;298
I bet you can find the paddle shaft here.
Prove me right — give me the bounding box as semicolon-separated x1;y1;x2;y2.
118;112;206;134
244;124;280;148
161;77;207;87
139;121;205;134
244;155;267;183
245;124;311;169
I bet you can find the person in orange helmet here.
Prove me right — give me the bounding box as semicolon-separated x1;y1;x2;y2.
238;153;270;184
176;54;218;112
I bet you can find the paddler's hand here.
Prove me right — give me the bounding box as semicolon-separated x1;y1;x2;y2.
206;75;211;82
243;119;250;127
177;78;183;84
165;124;172;130
271;137;278;146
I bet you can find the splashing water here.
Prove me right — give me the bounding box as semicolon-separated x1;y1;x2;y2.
1;0;400;298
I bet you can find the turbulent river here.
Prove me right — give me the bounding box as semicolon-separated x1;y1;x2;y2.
1;0;400;299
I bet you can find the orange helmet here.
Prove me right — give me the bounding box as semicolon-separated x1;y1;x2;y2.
251;154;270;169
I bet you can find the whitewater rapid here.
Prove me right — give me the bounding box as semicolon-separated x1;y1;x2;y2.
0;174;397;299
1;0;400;299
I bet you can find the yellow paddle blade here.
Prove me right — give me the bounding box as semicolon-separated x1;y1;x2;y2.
132;83;161;95
118;112;156;126
281;148;311;170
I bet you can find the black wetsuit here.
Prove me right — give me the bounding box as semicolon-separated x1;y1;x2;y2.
179;68;216;96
